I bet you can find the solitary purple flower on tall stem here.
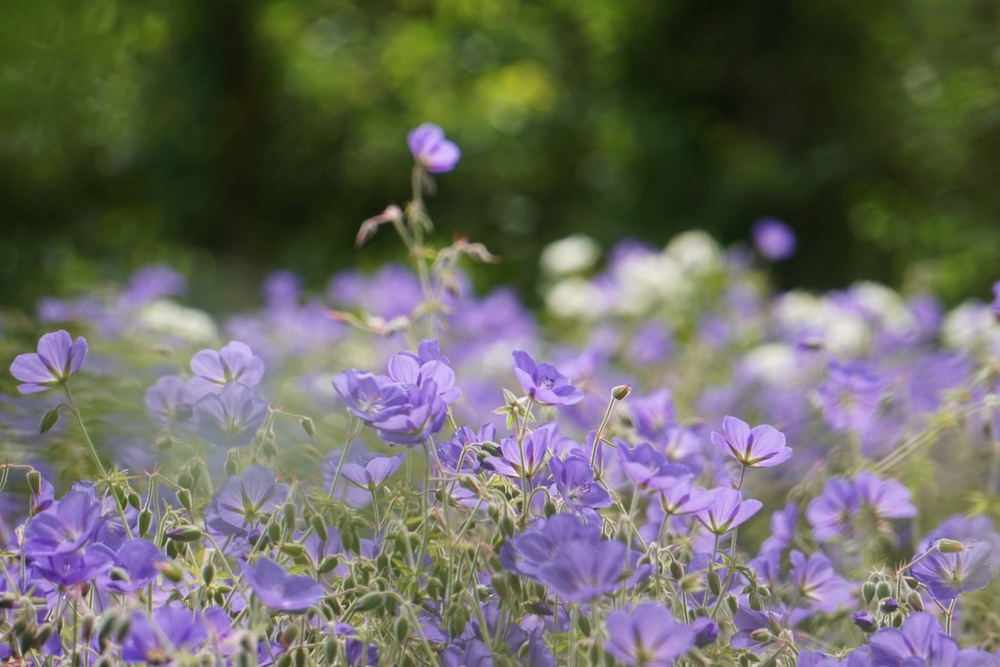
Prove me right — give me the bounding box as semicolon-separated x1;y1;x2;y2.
751;217;797;261
605;603;696;666
10;330;88;394
408;123;461;173
512;350;584;406
193;382;268;448
711;416;792;469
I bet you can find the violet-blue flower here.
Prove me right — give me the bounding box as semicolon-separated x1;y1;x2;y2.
512;350;584;406
188;340;265;397
815;361;886;434
710;416;793;468
33;544;116;587
340;452;406;491
332;369;409;424
549;455;612;512
205;465;289;537
617;440;695;490
22;490;105;558
867;612;994;667
484;423;557;481
536;538;626;602
10;330;88;394
605;603;696;666
751;217;797;261
910;539;994;601
789;550;853;613
145;374;193;428
500;512;602;579
193;381;268;448
387;340;461;404
240;556;326;612
806;477;858;542
408;123;461;173
372;379;448;446
121;603;209;664
695;488;763;536
98;538;169;594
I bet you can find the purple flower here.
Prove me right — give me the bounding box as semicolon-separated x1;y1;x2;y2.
789;550;853;613
340;452;407;491
188;341;265;397
193;382;269;448
759;501;797;554
145;374;193;428
436;424;493;474
617;441;695;490
332;370;409;424
691;617;718;648
711;416;792;468
815;361;886;434
22;490;105;558
852;610;877;633
240;557;326;612
484;423;557;481
408;123;461;173
806;477;858;541
98;538;169;594
605;603;696;666
549;456;612;512
372;380;448;446
205;466;289;537
537;538;626;602
868;612;992;667
695;488;763;536
854;471;917;521
500;512;602;579
388;339;462;404
512;350;584;406
33;544;115;587
10;330;88;394
121;604;209;663
751;217;796;261
911;540;994;601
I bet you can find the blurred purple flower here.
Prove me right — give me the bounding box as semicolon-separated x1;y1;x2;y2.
145;374;193;428
711;416;792;468
911;539;994;601
205;465;289;537
605;603;696;666
789;550;853;613
537;538;626;602
341;452;406;491
122;604;209;663
815;361;886;434
512;350;584;406
806;477;858;542
616;440;694;490
193;382;268;448
10;330;88;394
22;490;105;558
189;341;265;397
759;501;797;555
408;123;461;173
854;471;917;521
98;538;169;594
500;512;602;580
240;557;325;612
751;217;796;261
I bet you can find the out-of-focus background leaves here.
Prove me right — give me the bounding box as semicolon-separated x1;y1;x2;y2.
3;0;1000;313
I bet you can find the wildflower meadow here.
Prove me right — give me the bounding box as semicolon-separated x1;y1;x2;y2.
2;124;999;666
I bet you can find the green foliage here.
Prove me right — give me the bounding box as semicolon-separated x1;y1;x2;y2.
2;0;1000;310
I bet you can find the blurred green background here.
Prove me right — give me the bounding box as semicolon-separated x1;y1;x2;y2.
3;0;1000;314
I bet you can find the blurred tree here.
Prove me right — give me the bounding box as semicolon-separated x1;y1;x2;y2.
1;0;998;313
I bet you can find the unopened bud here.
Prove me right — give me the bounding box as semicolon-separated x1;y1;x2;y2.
166;525;203;542
26;471;42;495
861;581;877;604
875;581;893;600
612;384;632;401
937;539;966;553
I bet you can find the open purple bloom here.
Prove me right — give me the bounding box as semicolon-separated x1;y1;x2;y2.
189;341;265;397
121;604;209;664
605;603;696;666
436;424;493;474
205;466;289;537
617;440;695;490
751;217;796;261
333;369;409;424
806;477;858;542
387;341;461;404
500;512;602;579
341;452;406;491
695;488;763;536
33;544;116;587
711;416;792;468
789;550;853;613
193;381;268;448
854;471;917;521
867;612;993;667
484;423;557;481
408;123;461;173
240;556;326;612
911;539;994;601
815;361;886;434
537;538;626;602
22;490;105;558
98;538;169;594
372;380;448;446
10;330;88;394
549;456;612;512
512;350;584;406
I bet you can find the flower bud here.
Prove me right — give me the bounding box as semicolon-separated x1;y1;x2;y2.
138;509;153;538
937;538;966;553
394;617;410;644
862;581;877;604
167;525;203;542
875;581;893;600
612;384;632;401
202;562;215;586
906;591;924;612
26;471;41;495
